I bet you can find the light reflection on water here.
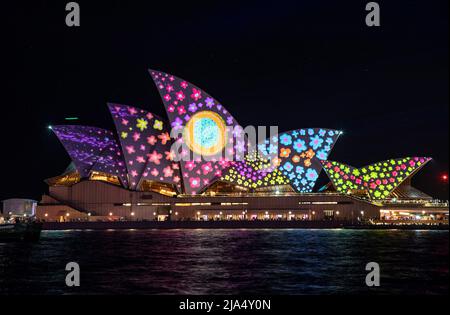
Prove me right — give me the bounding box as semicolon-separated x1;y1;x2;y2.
0;229;448;294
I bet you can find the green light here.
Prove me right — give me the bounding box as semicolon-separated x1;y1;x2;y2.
65;117;79;121
48;125;53;130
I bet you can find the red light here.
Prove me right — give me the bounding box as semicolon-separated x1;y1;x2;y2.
442;174;448;181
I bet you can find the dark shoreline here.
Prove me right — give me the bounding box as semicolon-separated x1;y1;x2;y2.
41;221;450;231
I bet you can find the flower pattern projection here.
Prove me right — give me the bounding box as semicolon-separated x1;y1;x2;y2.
108;103;182;191
90;137;129;187
52;126;118;178
262;128;341;193
220;151;290;189
321;157;432;200
149;70;244;195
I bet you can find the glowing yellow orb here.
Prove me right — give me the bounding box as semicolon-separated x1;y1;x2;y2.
184;111;227;156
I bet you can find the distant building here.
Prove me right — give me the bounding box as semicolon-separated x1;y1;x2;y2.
37;70;449;223
2;199;37;217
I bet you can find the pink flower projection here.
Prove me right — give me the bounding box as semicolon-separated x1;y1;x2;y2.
108;103;181;191
149;70;244;195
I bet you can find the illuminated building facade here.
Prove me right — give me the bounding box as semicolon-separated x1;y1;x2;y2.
37;70;449;223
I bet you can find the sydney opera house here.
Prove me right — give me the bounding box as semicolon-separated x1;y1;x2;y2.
36;70;448;223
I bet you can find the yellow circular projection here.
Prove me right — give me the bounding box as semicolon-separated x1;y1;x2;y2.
184;111;228;156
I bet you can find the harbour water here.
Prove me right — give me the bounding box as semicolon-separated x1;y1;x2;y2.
0;229;448;294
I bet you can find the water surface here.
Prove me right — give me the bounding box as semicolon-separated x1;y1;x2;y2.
0;229;448;294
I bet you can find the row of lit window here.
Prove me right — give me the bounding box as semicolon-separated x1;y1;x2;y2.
299;201;338;205
121;202;249;207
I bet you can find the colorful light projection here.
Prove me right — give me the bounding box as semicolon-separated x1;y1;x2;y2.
321;157;432;200
52;125;115;178
149;70;244;195
220;151;289;189
262;129;341;193
184;111;228;157
90;137;129;188
108;103;182;191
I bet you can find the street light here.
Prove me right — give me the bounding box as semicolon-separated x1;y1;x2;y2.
440;174;449;201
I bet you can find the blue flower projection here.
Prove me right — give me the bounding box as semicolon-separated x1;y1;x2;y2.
275;128;341;192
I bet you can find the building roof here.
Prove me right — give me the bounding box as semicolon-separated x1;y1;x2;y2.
108;103;181;191
149;70;244;194
49;69;432;199
321;157;432;200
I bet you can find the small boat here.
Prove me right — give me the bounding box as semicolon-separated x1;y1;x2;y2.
0;221;42;242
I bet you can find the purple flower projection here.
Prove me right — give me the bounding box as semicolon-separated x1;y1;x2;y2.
52;125;116;178
261;128;342;192
149;70;244;195
90;137;129;187
108;103;182;191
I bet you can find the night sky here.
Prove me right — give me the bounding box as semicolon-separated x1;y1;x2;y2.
6;0;448;201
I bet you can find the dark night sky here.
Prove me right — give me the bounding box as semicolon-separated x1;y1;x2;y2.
6;0;449;201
